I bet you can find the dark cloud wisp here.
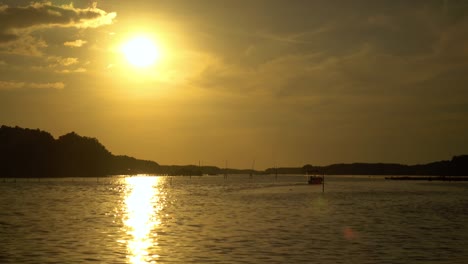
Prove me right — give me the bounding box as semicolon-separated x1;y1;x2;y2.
0;2;116;42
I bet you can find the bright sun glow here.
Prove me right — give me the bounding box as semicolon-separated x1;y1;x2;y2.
122;36;161;68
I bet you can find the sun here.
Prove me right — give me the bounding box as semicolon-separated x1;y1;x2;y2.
122;36;161;68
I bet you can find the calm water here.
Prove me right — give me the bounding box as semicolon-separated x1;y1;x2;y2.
0;175;467;263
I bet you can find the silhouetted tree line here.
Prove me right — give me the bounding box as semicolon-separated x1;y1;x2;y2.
266;156;468;176
2;125;466;177
0;126;162;177
0;125;256;177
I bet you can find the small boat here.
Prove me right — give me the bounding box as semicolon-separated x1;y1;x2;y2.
306;169;324;185
307;176;323;185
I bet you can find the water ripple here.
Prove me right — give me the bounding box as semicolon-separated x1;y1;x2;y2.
0;175;467;263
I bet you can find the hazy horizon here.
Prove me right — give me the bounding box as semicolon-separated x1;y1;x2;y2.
1;0;468;170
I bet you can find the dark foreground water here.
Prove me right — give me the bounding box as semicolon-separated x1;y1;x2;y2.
0;175;467;263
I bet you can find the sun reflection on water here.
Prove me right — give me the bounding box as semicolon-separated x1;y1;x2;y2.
123;176;165;264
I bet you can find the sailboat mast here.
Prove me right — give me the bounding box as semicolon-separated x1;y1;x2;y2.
250;159;255;179
224;160;228;179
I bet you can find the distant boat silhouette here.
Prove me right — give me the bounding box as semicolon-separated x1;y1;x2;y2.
307;176;323;185
306;170;324;185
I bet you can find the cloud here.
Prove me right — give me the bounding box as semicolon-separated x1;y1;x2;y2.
0;81;24;90
28;82;65;89
0;35;47;56
0;2;115;56
47;56;79;67
0;2;116;42
56;67;86;74
64;39;87;47
0;80;65;90
31;56;86;74
61;57;78;66
191;1;468;105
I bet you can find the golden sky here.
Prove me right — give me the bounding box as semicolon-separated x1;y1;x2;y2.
1;0;467;169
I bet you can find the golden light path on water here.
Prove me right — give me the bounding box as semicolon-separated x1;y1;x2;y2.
123;176;165;264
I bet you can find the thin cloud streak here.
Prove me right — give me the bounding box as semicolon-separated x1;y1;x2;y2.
0;81;65;90
64;39;88;47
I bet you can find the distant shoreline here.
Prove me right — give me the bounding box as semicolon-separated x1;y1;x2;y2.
385;176;468;181
1;125;467;178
